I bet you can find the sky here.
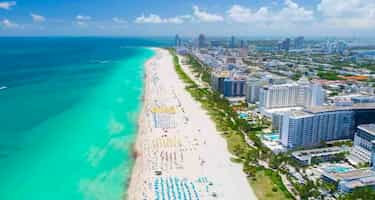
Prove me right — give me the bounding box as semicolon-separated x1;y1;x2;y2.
0;0;374;37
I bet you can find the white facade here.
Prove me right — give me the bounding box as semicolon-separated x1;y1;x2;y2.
281;110;354;149
259;83;324;109
245;78;264;103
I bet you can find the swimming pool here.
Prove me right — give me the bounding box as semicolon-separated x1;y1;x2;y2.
239;113;249;119
263;134;280;141
325;166;352;173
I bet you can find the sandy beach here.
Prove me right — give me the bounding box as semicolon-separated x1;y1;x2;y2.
127;48;257;200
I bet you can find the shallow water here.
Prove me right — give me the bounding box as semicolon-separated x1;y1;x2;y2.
0;37;161;199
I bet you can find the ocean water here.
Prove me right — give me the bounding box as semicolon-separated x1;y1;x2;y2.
0;37;169;199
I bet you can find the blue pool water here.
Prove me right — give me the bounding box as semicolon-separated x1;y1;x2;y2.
325;166;352;173
263;134;280;141
239;113;249;119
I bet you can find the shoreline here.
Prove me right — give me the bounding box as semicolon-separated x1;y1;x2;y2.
127;48;154;199
127;48;257;200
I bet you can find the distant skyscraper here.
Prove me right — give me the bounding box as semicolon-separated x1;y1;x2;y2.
278;38;291;51
210;40;221;47
240;40;245;48
337;41;347;55
294;36;304;49
325;40;347;55
175;34;182;47
198;34;206;48
230;36;236;48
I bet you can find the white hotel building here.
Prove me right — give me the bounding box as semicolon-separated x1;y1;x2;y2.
259;83;325;109
280;104;375;149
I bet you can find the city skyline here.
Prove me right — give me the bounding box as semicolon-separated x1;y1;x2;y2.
0;0;375;37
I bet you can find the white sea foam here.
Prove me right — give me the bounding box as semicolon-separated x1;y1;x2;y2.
0;86;7;90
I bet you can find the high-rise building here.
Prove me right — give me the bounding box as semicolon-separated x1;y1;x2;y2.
280;104;375;149
325;40;348;55
175;34;182;47
281;110;354;149
351;124;375;164
223;78;246;97
198;34;206;48
245;78;264;103
230;36;236;48
211;71;230;94
240;40;245;48
294;36;304;49
259;83;325;109
337;41;348;55
210;40;222;47
278;38;291;51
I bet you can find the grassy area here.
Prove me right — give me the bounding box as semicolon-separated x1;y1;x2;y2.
250;170;293;200
317;71;344;80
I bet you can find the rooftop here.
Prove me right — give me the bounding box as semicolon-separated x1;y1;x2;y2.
325;168;375;182
292;146;346;161
340;171;375;190
306;103;375;113
287;103;375;118
358;124;375;136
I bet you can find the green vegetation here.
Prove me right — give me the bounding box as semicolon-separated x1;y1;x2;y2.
250;169;293;200
356;162;370;169
169;49;295;200
325;140;353;147
293;180;320;199
291;72;302;81
311;152;347;165
186;54;211;83
317;71;344;80
339;186;375;200
329;91;339;97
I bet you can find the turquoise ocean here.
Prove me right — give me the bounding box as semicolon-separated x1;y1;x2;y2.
0;37;171;200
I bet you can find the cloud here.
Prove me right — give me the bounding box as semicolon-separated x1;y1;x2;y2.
192;6;224;22
134;14;188;24
75;15;91;27
317;0;375;28
1;19;19;28
76;15;91;21
0;1;15;10
227;5;272;23
227;0;314;24
31;13;45;23
112;17;127;24
278;0;314;22
75;21;88;27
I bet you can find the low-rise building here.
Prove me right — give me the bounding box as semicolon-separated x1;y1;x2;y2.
292;146;348;166
321;141;375;192
322;168;375;193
